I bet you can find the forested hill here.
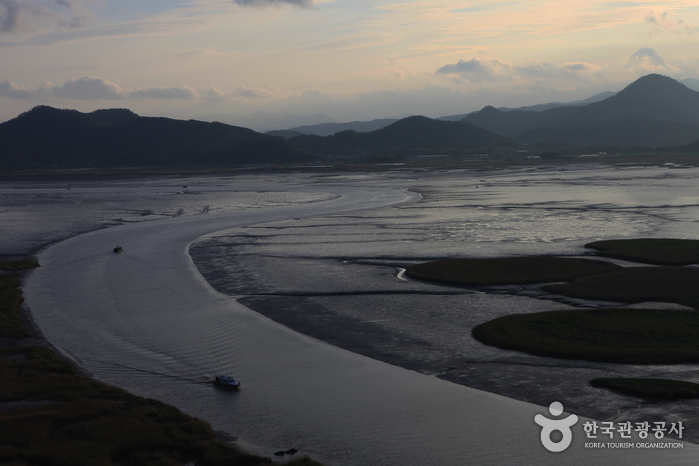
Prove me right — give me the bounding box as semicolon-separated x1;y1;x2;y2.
0;106;319;169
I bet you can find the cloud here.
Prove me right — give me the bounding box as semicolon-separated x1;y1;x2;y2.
0;79;33;98
437;57;602;84
43;76;126;100
198;86;229;102
435;57;513;83
128;85;198;100
232;86;274;99
516;61;602;80
644;10;697;35
0;77;278;103
0;0;91;34
171;48;219;59
627;47;668;72
234;0;313;8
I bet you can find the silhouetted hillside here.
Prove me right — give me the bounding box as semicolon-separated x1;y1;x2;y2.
0;106;319;169
520;117;699;147
285;118;399;137
264;129;305;139
287;115;517;156
462;74;699;146
439;91;616;121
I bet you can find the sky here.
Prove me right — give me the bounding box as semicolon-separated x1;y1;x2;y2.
1;0;699;128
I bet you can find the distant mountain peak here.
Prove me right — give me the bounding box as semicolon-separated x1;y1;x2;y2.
618;73;689;95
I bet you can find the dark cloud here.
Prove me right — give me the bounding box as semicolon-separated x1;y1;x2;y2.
234;0;313;8
0;0;90;34
0;0;25;32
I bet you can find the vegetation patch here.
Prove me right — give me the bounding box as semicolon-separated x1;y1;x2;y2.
542;266;699;309
590;378;699;400
0;274;31;338
406;256;622;286
0;346;320;466
586;238;699;266
0;259;39;272
472;308;699;364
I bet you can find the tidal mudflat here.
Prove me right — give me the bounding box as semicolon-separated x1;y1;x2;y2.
190;163;699;442
5;163;699;464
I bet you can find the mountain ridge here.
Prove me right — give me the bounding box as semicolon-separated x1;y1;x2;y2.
0;106;317;169
461;74;699;145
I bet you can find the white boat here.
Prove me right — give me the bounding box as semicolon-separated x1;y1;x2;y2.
214;374;241;391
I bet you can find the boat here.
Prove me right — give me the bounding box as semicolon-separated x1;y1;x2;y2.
113;246;123;253
214;374;241;391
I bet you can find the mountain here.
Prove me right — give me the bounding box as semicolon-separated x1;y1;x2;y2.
498;91;617;113
520;117;699;147
286;115;518;156
264;129;305;139
461;74;699;146
0;106;319;169
437;91;617;121
283;118;399;137
681;78;699;92
196;111;337;133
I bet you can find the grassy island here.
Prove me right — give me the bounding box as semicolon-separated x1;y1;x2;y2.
542;266;699;309
586;238;699;266
0;272;32;339
472;308;699;364
590;378;699;400
405;256;621;286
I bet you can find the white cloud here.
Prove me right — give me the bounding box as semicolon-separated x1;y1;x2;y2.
435;57;513;83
